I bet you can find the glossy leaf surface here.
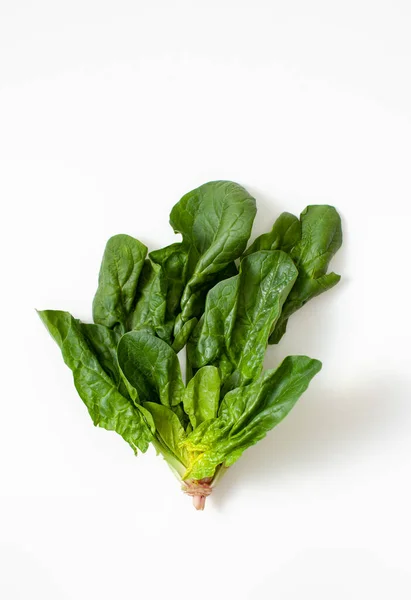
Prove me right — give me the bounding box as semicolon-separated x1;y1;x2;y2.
182;356;321;479
93;234;147;333
170;181;256;330
38;310;154;452
118;331;184;406
183;366;220;429
269;205;342;343
189;250;298;386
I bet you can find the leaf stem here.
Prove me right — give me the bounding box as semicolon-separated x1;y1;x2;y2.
210;464;229;488
151;438;185;480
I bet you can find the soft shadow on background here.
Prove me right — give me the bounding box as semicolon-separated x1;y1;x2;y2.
212;375;409;510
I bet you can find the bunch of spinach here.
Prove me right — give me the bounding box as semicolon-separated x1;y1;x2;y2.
38;180;342;509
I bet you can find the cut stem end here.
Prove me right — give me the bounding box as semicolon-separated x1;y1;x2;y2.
193;495;206;510
182;477;213;510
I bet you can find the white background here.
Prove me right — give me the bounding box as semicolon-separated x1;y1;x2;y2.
1;1;411;598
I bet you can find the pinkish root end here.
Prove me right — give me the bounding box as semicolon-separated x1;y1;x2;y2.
183;478;212;510
193;495;206;511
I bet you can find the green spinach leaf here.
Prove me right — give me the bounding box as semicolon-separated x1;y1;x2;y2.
269;205;342;343
244;212;301;256
182;355;321;479
118;330;184;406
38;181;343;510
144;402;192;471
130;259;167;337
227;250;298;387
183;366;220;429
170;181;256;333
38;310;154;452
189;250;298;387
171;317;198;354
150;243;189;328
93;234;147;334
131;244;189;346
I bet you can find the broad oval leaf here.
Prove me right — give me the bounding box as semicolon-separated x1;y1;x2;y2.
170;180;256;328
291;205;342;278
118;331;184;406
93;234;147;333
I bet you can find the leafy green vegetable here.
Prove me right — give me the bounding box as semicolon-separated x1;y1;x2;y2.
183;366;220;429
189;250;298;388
172;317;198;354
182;356;322;479
130;243;190;344
130;259;168;337
117;330;184;407
38;180;342;509
131;182;250;351
93;234;147;334
79;323;124;391
149;243;189;330
144;402;192;473
170;181;256;335
266;206;342;343
38;310;154;452
244;211;301;256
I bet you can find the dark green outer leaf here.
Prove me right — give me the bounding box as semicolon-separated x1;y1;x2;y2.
188;251;298;387
291;205;342;278
219;355;322;434
173;261;238;339
228;251;298;386
150;243;189;320
38;310;154;453
93;234;147;333
130;259;167;337
182;355;321;479
118;331;184;407
79;323;125;391
80;322;138;403
131;244;191;346
172;317;198;354
244;212;301;256
170;181;256;326
269;205;342;343
188;276;239;370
